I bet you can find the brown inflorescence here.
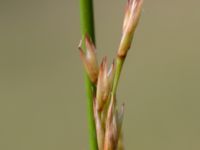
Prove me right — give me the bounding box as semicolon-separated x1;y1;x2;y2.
79;0;143;149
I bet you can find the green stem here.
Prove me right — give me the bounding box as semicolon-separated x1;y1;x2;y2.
79;0;98;150
112;57;125;96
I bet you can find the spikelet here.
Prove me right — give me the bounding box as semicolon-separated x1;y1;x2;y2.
79;35;99;83
96;58;115;111
118;0;143;57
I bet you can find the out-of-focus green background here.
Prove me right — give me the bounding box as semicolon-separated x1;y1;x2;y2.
0;0;200;149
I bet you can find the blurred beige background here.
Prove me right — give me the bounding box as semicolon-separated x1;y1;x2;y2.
0;0;200;149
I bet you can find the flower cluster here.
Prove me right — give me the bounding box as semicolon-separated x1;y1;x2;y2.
79;35;124;149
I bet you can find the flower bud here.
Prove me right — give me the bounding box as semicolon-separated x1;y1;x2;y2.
96;57;115;111
78;35;99;83
118;0;143;57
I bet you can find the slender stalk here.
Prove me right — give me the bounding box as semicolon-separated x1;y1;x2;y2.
79;0;98;150
112;0;143;96
112;57;125;95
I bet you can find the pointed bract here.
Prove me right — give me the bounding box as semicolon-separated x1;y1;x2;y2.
93;100;105;150
78;36;99;83
96;58;115;112
85;35;97;65
103;95;125;150
104;94;118;150
123;0;131;32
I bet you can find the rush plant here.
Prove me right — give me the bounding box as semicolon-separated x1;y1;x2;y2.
79;0;143;149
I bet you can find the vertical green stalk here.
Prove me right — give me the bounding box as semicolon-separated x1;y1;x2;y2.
79;0;98;150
